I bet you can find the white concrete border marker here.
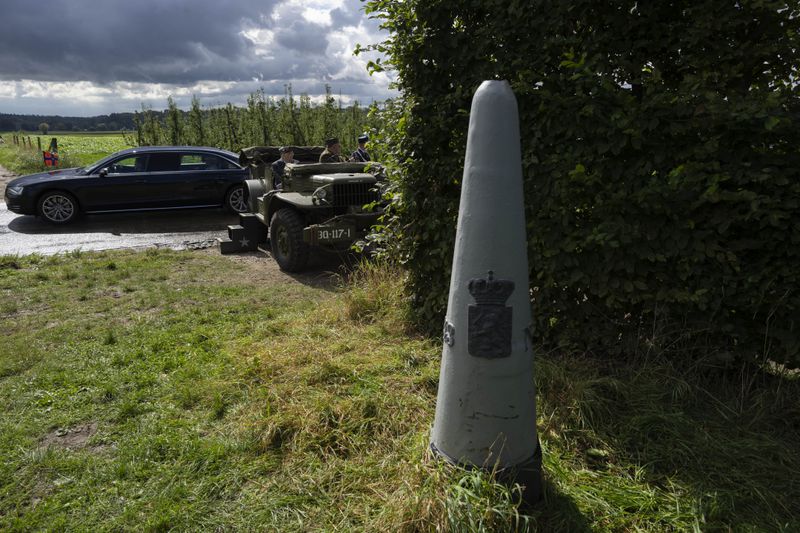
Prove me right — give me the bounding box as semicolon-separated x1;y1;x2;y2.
430;80;542;505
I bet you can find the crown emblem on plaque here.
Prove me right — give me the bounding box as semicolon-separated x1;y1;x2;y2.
468;271;514;306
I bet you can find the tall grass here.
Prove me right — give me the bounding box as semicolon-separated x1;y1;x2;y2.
0;250;797;531
344;260;800;531
0;145;81;175
343;259;410;330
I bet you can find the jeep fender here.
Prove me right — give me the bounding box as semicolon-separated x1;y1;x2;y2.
262;192;319;227
244;179;266;214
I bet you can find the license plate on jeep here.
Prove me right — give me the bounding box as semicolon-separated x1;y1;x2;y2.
317;227;353;241
305;224;355;245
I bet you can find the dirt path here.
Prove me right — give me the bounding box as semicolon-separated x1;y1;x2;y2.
0;164;17;198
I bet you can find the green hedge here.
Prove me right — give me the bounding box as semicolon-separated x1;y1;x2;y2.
366;0;800;366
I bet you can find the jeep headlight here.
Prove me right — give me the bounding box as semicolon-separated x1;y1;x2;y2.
312;185;331;205
7;185;24;196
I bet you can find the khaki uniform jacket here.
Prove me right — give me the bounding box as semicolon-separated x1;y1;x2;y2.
319;149;347;163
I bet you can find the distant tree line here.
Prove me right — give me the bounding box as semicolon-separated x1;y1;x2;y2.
0;113;136;132
133;85;383;154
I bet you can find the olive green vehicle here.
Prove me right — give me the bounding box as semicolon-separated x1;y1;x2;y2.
219;146;387;272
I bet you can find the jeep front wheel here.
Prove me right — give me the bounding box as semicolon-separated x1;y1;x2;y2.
270;208;310;272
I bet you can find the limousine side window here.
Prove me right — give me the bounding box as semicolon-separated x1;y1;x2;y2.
204;155;239;170
181;154;203;169
108;155;148;174
147;153;182;172
179;153;239;171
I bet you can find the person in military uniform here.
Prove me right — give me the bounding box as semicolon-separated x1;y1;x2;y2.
319;137;348;163
271;146;298;189
350;133;370;162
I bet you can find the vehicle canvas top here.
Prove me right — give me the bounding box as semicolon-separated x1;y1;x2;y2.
238;146;324;166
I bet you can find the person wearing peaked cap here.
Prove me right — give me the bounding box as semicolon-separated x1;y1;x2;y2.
271;146;298;190
351;133;371;163
319;137;347;163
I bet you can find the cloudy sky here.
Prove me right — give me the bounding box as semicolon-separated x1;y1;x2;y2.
0;0;395;116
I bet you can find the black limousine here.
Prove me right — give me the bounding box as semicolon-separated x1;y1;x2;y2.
4;146;249;224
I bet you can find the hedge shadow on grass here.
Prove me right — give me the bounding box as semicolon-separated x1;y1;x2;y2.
537;353;800;530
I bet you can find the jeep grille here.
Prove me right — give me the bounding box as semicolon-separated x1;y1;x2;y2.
333;183;380;207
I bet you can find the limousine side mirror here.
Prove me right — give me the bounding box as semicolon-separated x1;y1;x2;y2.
98;168;109;177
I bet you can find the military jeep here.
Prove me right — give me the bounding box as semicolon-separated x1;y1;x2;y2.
219;146;386;272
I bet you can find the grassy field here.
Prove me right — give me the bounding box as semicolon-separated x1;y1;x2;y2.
1;249;799;531
0;132;132;175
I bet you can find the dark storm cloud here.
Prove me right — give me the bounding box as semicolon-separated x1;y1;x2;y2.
0;0;279;83
274;19;330;54
0;0;397;115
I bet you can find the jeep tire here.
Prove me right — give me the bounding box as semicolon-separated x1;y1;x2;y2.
270;208;310;272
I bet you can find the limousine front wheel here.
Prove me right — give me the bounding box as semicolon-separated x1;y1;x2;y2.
38;191;79;224
225;184;248;214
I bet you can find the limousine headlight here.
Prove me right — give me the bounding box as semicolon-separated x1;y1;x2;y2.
6;185;24;196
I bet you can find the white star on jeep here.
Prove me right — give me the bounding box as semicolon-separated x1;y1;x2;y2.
239;237;250;247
